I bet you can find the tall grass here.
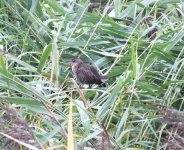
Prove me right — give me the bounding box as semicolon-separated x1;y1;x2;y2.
0;0;183;149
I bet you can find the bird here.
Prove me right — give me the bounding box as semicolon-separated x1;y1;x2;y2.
69;57;108;88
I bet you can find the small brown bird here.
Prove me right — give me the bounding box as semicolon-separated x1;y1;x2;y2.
70;57;108;88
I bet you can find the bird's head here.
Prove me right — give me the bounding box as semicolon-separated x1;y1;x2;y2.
69;57;83;66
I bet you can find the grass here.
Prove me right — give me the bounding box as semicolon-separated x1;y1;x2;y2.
0;0;184;149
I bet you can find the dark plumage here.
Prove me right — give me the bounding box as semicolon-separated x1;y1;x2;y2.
70;57;108;88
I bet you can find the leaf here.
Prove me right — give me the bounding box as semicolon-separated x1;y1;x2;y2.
44;0;65;15
0;54;9;86
115;108;129;140
7;55;37;72
131;38;137;79
62;41;111;47
6;97;41;106
37;44;52;73
67;96;74;150
164;30;184;52
97;78;128;120
75;100;90;129
29;0;39;14
39;126;61;144
121;0;142;17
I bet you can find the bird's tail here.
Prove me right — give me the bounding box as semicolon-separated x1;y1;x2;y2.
100;76;108;82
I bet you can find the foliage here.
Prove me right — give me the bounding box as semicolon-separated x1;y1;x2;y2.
0;0;183;149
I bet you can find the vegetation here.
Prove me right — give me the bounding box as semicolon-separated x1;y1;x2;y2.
0;0;183;149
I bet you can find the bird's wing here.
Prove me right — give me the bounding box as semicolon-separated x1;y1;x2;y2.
76;64;101;84
90;65;108;82
89;65;101;77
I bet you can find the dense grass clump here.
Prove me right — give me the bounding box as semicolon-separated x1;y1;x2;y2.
0;0;183;149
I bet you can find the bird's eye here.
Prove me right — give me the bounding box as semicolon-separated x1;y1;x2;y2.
72;60;75;62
